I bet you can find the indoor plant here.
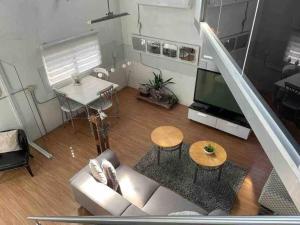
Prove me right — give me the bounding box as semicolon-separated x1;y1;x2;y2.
142;72;175;101
203;144;215;155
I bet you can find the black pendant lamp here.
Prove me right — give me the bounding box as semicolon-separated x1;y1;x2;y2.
88;0;129;24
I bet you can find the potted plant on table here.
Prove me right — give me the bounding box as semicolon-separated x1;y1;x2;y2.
203;144;216;155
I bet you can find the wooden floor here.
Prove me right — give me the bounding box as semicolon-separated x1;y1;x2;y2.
0;88;272;224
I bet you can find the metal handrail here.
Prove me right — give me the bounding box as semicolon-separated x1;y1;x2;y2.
28;215;300;225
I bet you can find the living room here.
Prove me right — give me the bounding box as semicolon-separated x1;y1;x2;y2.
0;0;299;224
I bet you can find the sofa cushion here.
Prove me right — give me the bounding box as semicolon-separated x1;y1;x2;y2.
0;130;20;154
97;149;120;168
168;211;204;216
116;165;160;208
208;209;228;216
70;168;130;216
121;204;148;216
101;159;119;190
143;186;208;215
89;159;107;184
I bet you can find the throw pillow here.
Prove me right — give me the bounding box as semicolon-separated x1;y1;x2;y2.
0;130;21;154
101;159;119;191
89;159;107;185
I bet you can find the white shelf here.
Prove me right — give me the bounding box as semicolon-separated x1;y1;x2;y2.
132;34;200;66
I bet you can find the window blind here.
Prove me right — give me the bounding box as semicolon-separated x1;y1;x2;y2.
42;34;101;86
286;33;300;64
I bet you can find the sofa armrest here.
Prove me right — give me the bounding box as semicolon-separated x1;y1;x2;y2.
70;170;130;216
208;209;228;216
97;149;120;168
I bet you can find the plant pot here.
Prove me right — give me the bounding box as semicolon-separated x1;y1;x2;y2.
150;88;165;101
138;85;150;97
203;148;215;155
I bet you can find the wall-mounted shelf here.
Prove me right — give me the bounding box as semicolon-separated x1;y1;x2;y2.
132;34;200;66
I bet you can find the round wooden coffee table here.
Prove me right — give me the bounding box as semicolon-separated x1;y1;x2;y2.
189;141;227;182
151;126;184;165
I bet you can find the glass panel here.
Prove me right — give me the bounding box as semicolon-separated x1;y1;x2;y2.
236;34;250;49
204;0;258;68
162;43;178;58
204;0;222;34
222;37;236;52
147;40;161;54
179;47;196;62
132;37;146;52
243;0;300;149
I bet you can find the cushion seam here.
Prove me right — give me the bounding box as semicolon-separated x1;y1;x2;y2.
142;185;161;208
120;204;131;215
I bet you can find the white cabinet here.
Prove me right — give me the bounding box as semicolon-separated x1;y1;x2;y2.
215;118;250;139
188;108;251;139
188;109;217;127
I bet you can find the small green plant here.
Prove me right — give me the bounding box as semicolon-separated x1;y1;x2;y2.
204;144;215;153
142;72;174;90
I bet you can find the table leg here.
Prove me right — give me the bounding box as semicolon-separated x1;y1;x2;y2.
193;166;198;184
85;106;93;135
178;143;182;159
114;90;120;117
157;147;161;165
96;145;101;155
218;165;223;181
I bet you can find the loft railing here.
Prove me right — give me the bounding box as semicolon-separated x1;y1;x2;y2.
28;215;300;225
200;22;300;210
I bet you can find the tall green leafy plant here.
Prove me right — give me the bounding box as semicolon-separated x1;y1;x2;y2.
143;72;174;90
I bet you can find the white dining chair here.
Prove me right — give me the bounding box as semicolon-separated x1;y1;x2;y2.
54;90;86;130
88;85;119;117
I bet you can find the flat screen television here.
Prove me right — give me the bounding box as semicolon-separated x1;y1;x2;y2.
194;68;242;115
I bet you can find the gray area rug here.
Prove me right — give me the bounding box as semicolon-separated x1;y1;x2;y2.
134;144;247;212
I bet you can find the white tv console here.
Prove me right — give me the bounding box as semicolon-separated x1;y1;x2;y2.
188;104;251;140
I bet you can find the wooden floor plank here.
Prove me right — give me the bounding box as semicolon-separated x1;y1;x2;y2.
0;87;272;224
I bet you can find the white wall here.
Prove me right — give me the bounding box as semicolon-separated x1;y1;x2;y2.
119;0;201;106
0;0;126;140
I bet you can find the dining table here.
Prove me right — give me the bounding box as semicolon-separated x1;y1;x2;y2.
273;73;300;107
274;73;300;88
57;75;119;131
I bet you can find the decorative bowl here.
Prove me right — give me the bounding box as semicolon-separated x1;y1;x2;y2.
203;149;215;155
203;144;215;155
